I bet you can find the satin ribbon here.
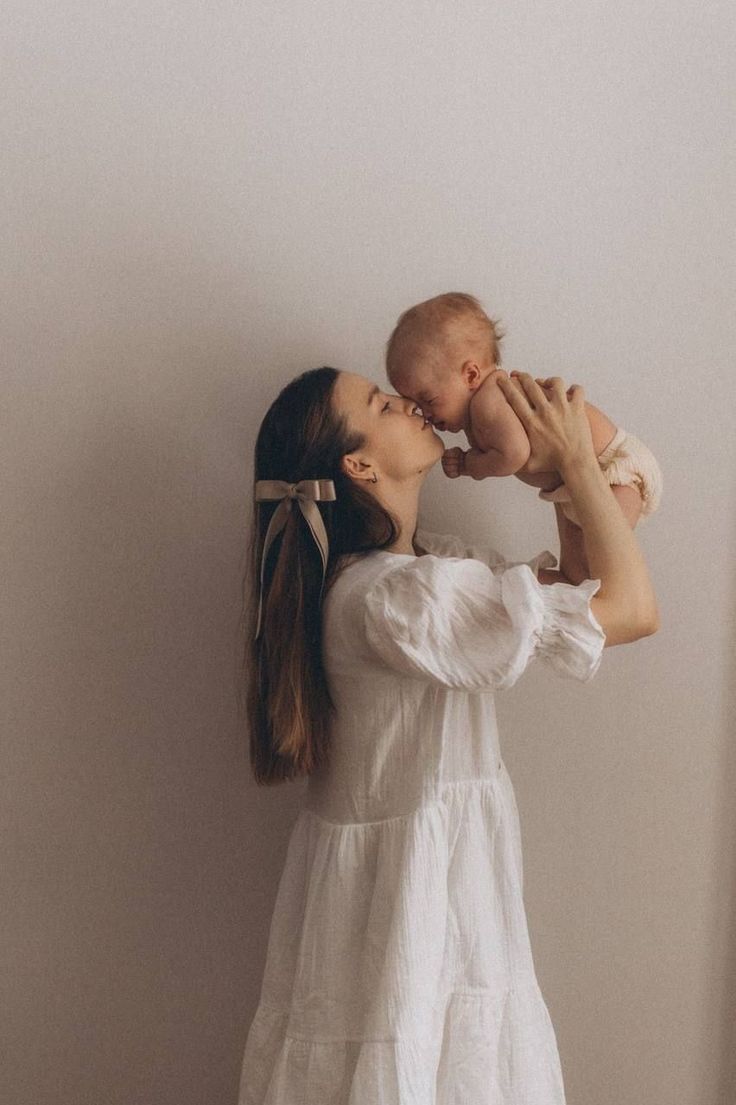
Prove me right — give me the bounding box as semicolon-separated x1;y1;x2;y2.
254;478;337;639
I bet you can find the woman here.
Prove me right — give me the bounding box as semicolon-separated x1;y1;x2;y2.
239;366;659;1103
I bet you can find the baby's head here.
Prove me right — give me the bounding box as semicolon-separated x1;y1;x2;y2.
385;292;504;433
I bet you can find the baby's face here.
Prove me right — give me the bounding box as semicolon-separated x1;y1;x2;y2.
396;368;471;434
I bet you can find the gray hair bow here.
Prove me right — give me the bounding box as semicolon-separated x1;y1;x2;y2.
254;478;337;639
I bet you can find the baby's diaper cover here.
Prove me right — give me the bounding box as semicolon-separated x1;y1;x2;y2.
538;426;663;527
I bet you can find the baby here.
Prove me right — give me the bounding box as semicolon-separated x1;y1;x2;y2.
385;292;663;569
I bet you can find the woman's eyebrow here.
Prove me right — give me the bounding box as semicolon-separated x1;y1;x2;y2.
367;384;380;406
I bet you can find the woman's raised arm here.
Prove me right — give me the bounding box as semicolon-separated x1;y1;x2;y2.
559;450;659;644
497;372;660;647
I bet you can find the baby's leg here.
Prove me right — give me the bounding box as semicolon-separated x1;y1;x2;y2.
555;504;590;585
557;485;642;584
610;483;643;528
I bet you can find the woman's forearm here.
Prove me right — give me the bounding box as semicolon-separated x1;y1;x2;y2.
559;452;659;634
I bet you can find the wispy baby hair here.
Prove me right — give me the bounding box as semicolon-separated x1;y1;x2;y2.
385;292;505;388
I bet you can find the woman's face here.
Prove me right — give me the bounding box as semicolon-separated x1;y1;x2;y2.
332;371;445;486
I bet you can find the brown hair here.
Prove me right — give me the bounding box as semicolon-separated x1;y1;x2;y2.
240;366;404;786
385;291;505;388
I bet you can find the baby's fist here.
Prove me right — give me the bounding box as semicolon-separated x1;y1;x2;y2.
442;446;466;479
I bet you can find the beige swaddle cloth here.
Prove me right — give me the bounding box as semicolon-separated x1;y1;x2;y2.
538;426;663;526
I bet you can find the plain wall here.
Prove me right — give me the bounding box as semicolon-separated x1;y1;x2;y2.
2;1;735;1102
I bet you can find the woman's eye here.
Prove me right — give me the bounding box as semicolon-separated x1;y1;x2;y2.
381;400;391;412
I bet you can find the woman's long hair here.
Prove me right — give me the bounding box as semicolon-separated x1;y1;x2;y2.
241;366;402;786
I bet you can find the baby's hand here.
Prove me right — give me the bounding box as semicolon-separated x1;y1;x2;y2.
442;446;466;479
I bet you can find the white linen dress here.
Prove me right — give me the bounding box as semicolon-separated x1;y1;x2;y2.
239;527;606;1104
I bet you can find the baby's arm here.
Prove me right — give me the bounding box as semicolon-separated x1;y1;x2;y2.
462;371;531;480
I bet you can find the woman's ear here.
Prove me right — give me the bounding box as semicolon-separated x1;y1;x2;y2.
341;453;373;482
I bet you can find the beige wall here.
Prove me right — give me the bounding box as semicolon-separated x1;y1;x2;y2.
2;1;735;1102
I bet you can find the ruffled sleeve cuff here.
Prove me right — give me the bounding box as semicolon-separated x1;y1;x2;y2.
536;576;606;682
507;548;559;579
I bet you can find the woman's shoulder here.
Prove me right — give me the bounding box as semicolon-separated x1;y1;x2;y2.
325;548;398;603
322;544;480;670
324;544;438;624
322;550;407;659
324;533;492;621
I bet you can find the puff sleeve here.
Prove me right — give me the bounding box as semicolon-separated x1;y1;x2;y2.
363;554;605;692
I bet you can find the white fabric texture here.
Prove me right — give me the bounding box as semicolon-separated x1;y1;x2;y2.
537;425;663;526
239;528;606;1104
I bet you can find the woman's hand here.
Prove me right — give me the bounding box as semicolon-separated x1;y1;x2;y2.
495;371;595;475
